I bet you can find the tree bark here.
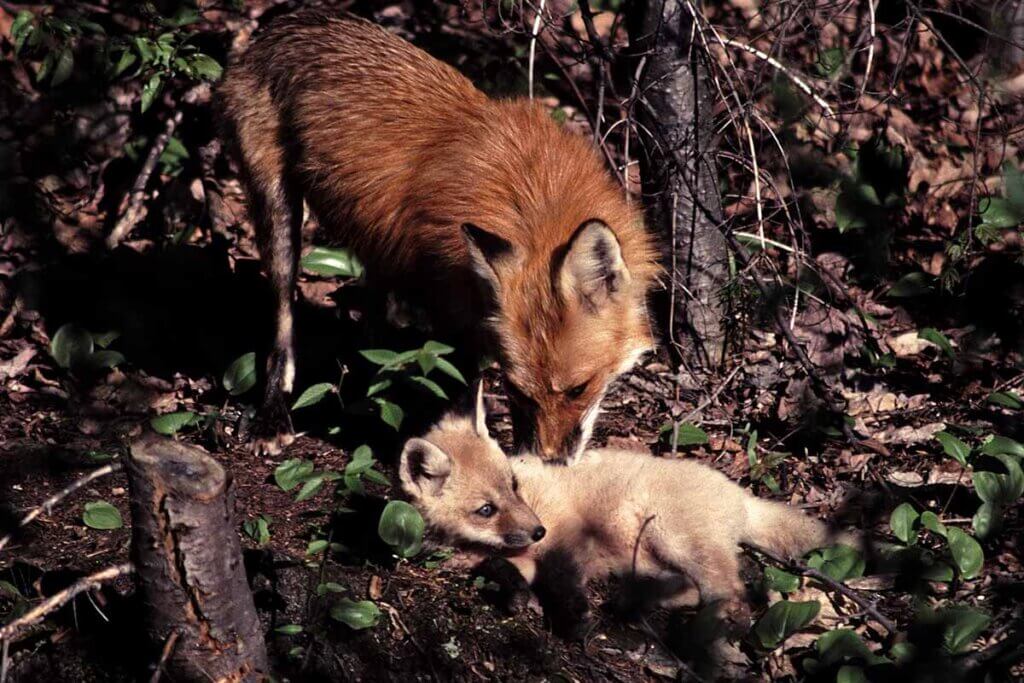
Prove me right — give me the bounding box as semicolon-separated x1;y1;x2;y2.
127;433;268;682
628;0;729;368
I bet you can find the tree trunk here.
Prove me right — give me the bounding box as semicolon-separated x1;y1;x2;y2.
127;434;268;682
627;0;729;368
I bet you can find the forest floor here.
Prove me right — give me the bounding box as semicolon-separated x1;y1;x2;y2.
1;0;1024;681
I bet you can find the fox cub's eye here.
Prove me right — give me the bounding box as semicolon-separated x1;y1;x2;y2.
566;382;588;400
476;503;496;518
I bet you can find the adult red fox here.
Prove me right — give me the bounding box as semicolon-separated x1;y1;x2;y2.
219;9;657;456
400;385;857;637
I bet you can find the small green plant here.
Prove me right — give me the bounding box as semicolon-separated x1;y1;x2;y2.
242;515;272;546
378;500;425;559
49;323;125;372
10;10;104;86
751;599;820;650
886;501;980;580
223;352;257;396
745;430;788;493
357;341;467;430
933;431;1024;538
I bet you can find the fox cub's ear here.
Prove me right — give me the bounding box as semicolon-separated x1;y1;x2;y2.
557;220;630;312
471;379;488;438
400;438;452;498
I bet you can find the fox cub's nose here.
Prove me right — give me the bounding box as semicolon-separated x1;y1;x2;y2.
531;526;547;542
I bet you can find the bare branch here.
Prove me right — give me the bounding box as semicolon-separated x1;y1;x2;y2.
0;563;135;644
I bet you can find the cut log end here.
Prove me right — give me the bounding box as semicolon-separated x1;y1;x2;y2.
130;433;226;500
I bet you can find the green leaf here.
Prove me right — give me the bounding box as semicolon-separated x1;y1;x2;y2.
150;411;199;435
366;378;393;397
433;357;467;385
422;340;455;356
242;516;271;546
837;665;868;683
275;624;303;635
408;375;448;400
986;391;1023;409
889;503;920;544
918;328;954;358
935;431;971;467
939;606;990;654
294;474;326;502
920;511;947;537
11;11;34;54
274;458;314;492
763;566;800;593
50;323;94;368
50;46;74;86
92;330;120;348
946;527;983;579
82;500;123;530
375;399;404;430
141;73;163;112
222;352;257;396
972;502;1000;540
186;53;222;81
972;471;1002;504
306;539;328;555
816;47;845;78
805;544;865;581
292;382;335;410
978;196;1021;229
301;246;364;278
417;352;437;375
112;49;137;77
660;421;709;448
978;435;1024;458
815;628;888;667
886;272;932;298
1004;163;1024;211
753;600;820;649
378;500;425;558
360;349;399;366
330;599;380;630
87;350;126;370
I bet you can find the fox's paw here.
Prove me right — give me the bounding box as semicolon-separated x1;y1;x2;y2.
249;399;295;456
474;557;532;615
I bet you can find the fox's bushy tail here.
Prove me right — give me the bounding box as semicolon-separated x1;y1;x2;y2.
741;497;856;559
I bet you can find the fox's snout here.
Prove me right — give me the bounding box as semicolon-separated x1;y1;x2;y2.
502;524;547;549
510;397;586;461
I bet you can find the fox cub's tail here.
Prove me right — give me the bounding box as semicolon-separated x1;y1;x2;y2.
741;497;857;559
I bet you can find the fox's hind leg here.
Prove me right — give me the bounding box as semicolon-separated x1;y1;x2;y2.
225;82;301;455
651;538;750;632
531;548;593;641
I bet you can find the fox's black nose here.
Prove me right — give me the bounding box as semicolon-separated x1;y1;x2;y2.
531;526;546;542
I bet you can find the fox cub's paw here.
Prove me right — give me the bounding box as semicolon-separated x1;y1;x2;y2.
473;557;531;615
249;398;295;456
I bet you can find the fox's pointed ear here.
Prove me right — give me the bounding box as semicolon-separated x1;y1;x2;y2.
471;379;488;438
463;223;514;287
557;220;630;312
399;438;452;498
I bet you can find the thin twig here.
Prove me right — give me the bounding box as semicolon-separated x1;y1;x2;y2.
717;37;836;118
148;629;180;683
0;563;135;643
106;85;208;249
0;462;124;553
528;0;548;101
744;545;897;634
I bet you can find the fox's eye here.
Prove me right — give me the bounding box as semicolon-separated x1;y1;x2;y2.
476;503;496;518
566;381;588;400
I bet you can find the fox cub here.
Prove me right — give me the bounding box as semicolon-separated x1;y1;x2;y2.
400;385;854;636
219;9;657;457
